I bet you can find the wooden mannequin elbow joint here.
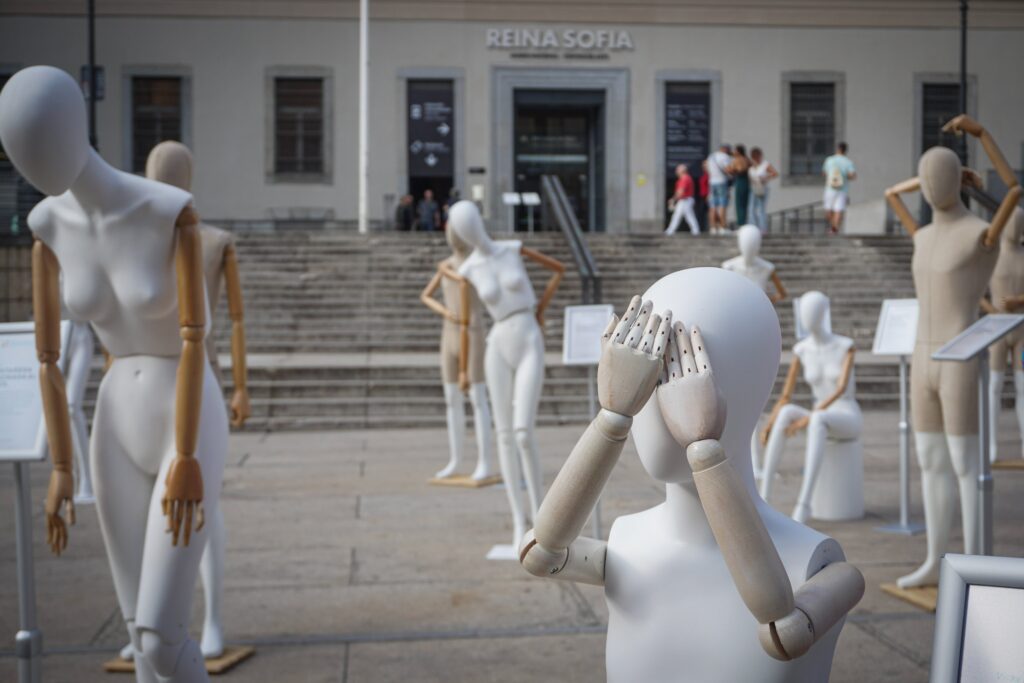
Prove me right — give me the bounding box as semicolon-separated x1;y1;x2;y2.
519;534;569;578
180;325;205;343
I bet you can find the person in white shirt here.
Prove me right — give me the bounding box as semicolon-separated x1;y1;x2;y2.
748;147;779;232
706;144;733;235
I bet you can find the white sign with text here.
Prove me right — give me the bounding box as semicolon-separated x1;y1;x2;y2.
872;299;919;356
563;304;615;366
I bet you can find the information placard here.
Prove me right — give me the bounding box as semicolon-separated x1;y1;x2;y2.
932;314;1024;362
872;299;919;356
0;321;71;462
562;304;614;366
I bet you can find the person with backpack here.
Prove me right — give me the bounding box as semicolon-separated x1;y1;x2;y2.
822;142;856;234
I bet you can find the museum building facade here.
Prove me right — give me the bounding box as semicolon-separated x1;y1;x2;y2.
1;1;1023;233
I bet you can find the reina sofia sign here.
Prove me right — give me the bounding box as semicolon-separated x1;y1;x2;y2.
486;27;634;51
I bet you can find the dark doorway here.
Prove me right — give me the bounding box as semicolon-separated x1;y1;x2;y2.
514;89;605;232
407;79;455;228
664;82;711;231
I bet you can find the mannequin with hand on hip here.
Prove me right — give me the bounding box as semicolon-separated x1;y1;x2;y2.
447;200;564;547
419;226;497;482
519;271;864;682
722;225;787;303
885;114;1021;588
0;66;227;683
758;291;860;522
113;140;251;663
980;207;1024;462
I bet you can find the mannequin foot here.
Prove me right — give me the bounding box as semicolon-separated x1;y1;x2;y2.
434;460;460;479
200;622;225;659
792;502;811;524
120;642;134;661
896;560;941;589
470;463;498;481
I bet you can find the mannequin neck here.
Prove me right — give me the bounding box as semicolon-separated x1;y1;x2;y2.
70;149;123;211
476;236;498;256
741;252;757;266
931;200;971;224
809;327;831;345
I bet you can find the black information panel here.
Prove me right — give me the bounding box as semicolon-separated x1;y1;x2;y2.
664;82;711;221
407;80;454;178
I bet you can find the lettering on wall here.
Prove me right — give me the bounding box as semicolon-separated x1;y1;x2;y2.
486;28;634;60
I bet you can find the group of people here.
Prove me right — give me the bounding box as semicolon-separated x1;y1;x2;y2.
666;141;856;236
394;188;461;231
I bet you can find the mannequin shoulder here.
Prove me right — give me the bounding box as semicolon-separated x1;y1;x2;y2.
123;173;194;228
199;223;234;250
721;256;740;271
756;256;775;273
833;335;855;354
761;506;844;582
500;239;524;255
792;338;810;357
26;195;62;243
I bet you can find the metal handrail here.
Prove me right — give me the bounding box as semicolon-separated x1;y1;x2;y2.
766;199;829;234
540;174;602;304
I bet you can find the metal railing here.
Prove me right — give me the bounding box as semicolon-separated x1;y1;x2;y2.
540;174;602;304
765;200;829;234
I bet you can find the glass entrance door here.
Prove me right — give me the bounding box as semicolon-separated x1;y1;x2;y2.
513;89;605;232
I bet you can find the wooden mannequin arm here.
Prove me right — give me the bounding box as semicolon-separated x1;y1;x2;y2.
520;408;631;586
223;244;251;427
769;271;787;304
164;206;206;547
521;246;565;325
980;297;998;314
33;238;76;555
885;177;921;236
687;439;864;660
814;348;855;411
419;268;454;321
762;357;800;444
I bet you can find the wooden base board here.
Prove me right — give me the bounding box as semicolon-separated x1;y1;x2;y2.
993;459;1024;471
104;645;255;675
428;474;502;488
880;582;938;612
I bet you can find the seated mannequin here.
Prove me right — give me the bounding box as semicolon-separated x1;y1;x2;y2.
722;225;787;304
520;269;864;682
758;292;861;522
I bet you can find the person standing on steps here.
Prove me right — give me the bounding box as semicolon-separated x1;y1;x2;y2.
394;194;414;231
730;144;753;228
417;189;440;231
749;147;779;232
822;142;856;234
665;164;700;236
706;144;733;235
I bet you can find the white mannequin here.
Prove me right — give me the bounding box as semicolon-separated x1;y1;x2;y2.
447;200;563;547
66;320;96;503
520;270;863;682
0;66;226;683
721;225;787;303
885;118;1021;589
984;208;1024;461
758;292;861;522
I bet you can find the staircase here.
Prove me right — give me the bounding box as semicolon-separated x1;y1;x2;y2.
67;230;943;431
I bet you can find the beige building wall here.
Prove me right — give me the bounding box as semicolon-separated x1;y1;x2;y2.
1;8;1023;231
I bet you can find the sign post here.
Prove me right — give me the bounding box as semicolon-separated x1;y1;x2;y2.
1;321;71;683
502;192;522;233
871;300;924;535
521;192;541;235
932;313;1024;556
563;304;614;538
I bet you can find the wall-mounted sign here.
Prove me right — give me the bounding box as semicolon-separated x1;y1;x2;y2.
407;80;454;178
486;28;634;52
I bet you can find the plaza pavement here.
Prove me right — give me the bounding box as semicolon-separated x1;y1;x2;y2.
2;410;1024;682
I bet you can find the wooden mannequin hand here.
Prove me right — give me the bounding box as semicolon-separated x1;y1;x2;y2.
230;388;252;428
598;296;673;417
447;311;460;324
45;469;75;555
657;322;726;449
943;114;984;138
458;371;470;393
785;414;810;437
162;457;205;546
961;168;983;190
1002;296;1024;313
535;310;545;328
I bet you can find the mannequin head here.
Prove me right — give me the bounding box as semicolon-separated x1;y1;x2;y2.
0;66;89;196
445;221;472;258
145;140;193;191
799;290;830;337
447;200;492;251
632;268;781;485
918;146;963;212
737;224;762;260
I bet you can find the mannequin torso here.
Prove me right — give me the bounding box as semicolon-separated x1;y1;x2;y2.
721;254;774;292
459;240;537;321
794;334;857;406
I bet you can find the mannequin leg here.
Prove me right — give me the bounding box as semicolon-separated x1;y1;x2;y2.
947;433;979;555
989;369;1004;462
468;383;497;480
1015;369;1024;459
199;506;225;658
513;331;547;518
485;344;527;546
898;432;956;588
437;383;465;478
759;404;808;502
791;407;861;523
